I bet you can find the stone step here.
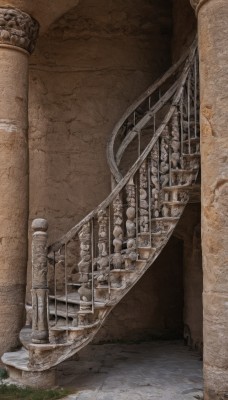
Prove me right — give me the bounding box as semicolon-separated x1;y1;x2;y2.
50;319;100;332
49;304;78;319
49;292;106;309
49;292;80;305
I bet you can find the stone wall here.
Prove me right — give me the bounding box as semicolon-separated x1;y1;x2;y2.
175;203;203;351
27;0;172;293
172;0;196;61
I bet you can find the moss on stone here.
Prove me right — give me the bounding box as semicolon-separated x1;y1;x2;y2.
0;384;70;400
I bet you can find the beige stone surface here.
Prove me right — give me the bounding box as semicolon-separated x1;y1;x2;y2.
198;0;228;397
0;46;29;357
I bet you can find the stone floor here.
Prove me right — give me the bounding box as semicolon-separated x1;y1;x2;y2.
57;340;203;400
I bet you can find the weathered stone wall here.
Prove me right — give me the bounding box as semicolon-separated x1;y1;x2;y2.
172;0;196;61
175;203;203;350
27;0;172;292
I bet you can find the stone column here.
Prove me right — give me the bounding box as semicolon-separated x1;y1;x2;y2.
190;1;228;399
0;8;39;356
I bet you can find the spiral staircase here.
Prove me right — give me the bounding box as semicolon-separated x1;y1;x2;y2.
2;38;200;385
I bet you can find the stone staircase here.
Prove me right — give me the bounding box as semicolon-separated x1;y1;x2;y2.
2;38;200;387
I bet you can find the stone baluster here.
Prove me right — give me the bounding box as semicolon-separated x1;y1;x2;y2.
139;161;150;246
78;222;91;284
125;178;137;270
160;126;169;188
171;109;180;169
95;209;109;285
160;127;170;218
151;142;160;217
31;219;49;344
78;222;92;310
112;194;123;269
139;161;149;232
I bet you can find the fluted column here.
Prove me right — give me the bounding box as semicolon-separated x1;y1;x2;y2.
190;1;228;399
0;8;39;356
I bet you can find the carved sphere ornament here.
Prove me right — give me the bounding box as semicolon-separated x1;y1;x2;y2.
0;8;39;53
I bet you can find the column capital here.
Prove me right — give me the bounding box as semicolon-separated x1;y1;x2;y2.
190;0;211;14
0;8;39;53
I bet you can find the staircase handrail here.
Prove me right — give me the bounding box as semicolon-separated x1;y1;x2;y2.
48;39;197;254
107;39;197;182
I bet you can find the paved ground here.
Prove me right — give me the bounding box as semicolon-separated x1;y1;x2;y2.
57;341;203;400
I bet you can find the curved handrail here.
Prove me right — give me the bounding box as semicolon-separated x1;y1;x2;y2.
115;81;178;169
48;39;197;253
106;41;196;183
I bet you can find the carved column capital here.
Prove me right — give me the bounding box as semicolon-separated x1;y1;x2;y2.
190;0;211;14
0;8;39;53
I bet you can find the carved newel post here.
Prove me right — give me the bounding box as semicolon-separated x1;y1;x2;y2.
31;219;49;344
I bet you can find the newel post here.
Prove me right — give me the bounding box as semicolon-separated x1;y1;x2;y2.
31;218;49;344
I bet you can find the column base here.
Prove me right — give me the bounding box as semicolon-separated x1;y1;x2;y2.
7;366;56;389
204;390;228;400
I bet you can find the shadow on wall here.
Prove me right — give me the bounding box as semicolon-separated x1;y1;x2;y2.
95;235;184;343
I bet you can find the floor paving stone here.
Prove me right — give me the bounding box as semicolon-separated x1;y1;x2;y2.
57;340;203;400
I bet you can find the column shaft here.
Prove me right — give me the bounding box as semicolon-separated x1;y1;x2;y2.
197;0;228;398
0;7;39;356
0;46;29;355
